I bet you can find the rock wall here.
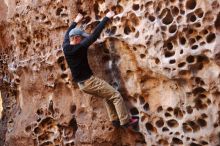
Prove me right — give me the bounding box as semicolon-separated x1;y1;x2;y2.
0;0;220;146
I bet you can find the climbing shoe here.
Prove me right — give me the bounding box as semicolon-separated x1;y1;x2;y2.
122;117;139;128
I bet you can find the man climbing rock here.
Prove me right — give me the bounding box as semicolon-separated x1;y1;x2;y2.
62;11;138;128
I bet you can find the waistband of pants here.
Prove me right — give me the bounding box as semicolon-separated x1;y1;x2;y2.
77;76;93;86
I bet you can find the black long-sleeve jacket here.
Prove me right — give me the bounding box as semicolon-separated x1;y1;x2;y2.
62;17;109;82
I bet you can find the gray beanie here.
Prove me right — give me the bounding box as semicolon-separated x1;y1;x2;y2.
69;28;89;37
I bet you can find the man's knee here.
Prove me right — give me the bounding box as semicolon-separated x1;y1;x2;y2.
109;91;122;102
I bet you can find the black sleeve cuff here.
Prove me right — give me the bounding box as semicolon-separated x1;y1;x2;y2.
103;17;110;22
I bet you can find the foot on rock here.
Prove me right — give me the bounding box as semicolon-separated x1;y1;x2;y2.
122;117;139;128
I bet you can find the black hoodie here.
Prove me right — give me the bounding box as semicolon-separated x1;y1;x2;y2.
62;17;109;82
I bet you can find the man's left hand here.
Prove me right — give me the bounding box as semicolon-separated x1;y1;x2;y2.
75;13;83;23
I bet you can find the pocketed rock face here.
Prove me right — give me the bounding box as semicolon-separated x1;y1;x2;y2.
0;0;220;146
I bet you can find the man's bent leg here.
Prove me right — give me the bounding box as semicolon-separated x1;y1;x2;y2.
78;76;130;125
109;91;130;125
103;98;118;122
78;76;118;122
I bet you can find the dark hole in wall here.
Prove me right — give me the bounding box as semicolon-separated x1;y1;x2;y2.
169;59;176;64
183;123;193;133
190;142;202;146
157;106;163;112
130;107;139;115
196;35;202;41
194;77;205;85
109;26;117;35
37;108;44;115
140;54;146;58
158;139;169;145
190;14;197;22
69;116;78;132
56;8;63;16
155;58;160;64
156;118;164;128
197;118;207;127
190;63;204;71
138;95;145;104
169;25;177;33
215;12;220;31
102;55;111;63
178;62;186;68
166;42;173;50
179;37;186;45
34;127;41;134
61;74;68;79
201;29;209;35
186;55;195;63
165;112;172;117
192;87;206;95
172;137;183;144
148;15;155;22
206;33;216;43
186;0;197;10
111;4;124;15
195;8;204;18
93;2;99;16
143;102;149;111
60;64;66;71
132;4;140;11
41;141;53;146
57;56;65;64
174;107;183;118
70;105;76;114
194;22;201;28
171;6;179;16
179;70;189;76
56;7;63;16
167;107;173;112
162;9;173;25
145;122;155;132
162;127;169;132
187;28;194;35
130;13;140;26
135;31;139;38
39;117;54;128
188;120;200;132
124;26;131;35
186;106;193;114
159;8;167;19
191;45;198;50
167;119;179;128
197;55;209;63
194;98;207;110
164;51;175;57
161;26;167;31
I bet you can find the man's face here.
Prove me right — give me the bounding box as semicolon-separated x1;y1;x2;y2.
70;35;82;45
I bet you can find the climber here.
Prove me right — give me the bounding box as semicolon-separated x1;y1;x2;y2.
62;11;138;128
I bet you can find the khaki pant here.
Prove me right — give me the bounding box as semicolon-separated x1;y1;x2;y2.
78;76;130;125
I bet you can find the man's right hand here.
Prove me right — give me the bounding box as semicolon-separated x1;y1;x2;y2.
106;11;115;18
75;13;83;23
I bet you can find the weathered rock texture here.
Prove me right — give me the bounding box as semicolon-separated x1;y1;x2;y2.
0;0;220;145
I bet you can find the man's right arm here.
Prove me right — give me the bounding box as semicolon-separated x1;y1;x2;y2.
80;11;115;48
80;17;109;48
